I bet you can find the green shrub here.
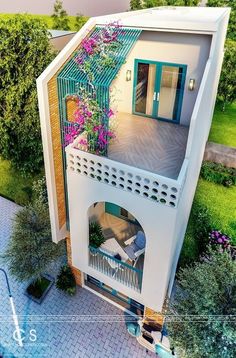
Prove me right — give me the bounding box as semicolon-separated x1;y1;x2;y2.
168;249;236;358
32;176;48;205
0;15;55;174
89;222;105;248
56;265;76;296
200;161;236;187
179;201;214;267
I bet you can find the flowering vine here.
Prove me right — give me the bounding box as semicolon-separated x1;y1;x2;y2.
64;90;115;155
74;21;124;84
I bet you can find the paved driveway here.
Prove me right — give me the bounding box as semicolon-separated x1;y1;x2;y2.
0;197;155;357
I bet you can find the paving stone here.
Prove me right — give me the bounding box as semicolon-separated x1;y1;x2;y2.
0;197;155;357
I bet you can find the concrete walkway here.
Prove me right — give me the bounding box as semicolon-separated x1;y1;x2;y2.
0;196;155;357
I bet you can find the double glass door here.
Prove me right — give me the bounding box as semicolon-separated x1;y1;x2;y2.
133;60;186;123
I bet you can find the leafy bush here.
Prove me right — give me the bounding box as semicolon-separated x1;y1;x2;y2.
168;249;236;358
56;265;76;296
200;161;236;187
89;222;105;248
32;176;48;205
3;201;64;282
0;15;55;174
179;201;214;267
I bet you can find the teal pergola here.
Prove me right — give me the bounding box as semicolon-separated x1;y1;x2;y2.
57;25;142;223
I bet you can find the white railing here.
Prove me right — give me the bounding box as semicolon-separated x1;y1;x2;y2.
65;141;188;208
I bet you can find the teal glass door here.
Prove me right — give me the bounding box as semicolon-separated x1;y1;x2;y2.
133;60;186;123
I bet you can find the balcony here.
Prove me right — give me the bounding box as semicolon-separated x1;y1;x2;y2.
89;246;143;292
88;208;144;292
66;113;189;208
108;113;189;180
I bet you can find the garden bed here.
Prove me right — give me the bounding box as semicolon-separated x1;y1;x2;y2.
25;274;54;304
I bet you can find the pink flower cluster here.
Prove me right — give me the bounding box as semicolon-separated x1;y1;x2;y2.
209;230;231;248
74;21;124;67
63;93;115;155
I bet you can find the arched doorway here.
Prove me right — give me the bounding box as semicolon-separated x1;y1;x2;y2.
87;201;146;292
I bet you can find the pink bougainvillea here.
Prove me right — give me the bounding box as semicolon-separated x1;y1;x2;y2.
63;91;115;155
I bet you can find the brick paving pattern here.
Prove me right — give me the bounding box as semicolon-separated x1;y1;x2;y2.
0;197;155;357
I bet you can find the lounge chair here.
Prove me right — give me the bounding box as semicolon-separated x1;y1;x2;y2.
124;231;146;266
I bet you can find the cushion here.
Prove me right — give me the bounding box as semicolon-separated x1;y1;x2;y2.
124;244;137;260
155;344;173;358
114;253;121;261
134;231;146;250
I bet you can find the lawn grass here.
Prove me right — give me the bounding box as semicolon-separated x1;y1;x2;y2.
180;178;236;267
0;157;40;205
209;102;236;148
0;13;88;31
195;178;236;243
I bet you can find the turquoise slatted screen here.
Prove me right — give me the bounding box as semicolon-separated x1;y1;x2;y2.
57;26;142;225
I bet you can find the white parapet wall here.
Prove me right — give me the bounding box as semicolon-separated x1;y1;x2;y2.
65;145;188;310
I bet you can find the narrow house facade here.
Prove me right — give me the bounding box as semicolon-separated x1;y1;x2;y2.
37;7;229;318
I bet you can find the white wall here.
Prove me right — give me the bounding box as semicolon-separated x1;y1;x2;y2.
167;14;230;295
67;170;178;311
50;33;76;52
111;31;211;126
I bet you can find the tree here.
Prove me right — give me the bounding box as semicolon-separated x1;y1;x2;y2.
167;249;236;358
142;0;199;7
52;0;70;30
0;15;55;174
3;201;64;283
130;0;143;10
207;0;236;41
218;40;236;110
74;13;88;31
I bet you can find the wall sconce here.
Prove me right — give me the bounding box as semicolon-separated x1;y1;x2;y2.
126;70;132;81
188;78;195;91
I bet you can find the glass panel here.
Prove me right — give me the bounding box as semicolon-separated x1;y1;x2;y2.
158;66;183;121
135;63;156;115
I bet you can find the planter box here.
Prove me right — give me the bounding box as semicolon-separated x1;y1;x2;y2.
25;274;54;304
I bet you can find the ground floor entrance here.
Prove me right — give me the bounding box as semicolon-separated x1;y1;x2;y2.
84;275;144;316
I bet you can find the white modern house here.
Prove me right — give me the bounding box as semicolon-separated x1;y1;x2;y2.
37;6;229;324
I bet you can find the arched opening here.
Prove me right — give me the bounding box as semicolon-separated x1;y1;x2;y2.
87;202;146;292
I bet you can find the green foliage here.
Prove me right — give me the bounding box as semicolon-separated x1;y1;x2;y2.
195;179;236;244
130;0;143;10
0;157;41;205
2;201;64;282
168;249;236;358
74;13;87;31
52;0;70;30
209;102;236;147
26;276;51;298
142;0;199;7
0;14;87;31
56;265;76;295
217;40;236;109
32;176;48;205
0;15;55;174
179;201;214;267
207;0;236;40
200;161;236;187
89;222;105;248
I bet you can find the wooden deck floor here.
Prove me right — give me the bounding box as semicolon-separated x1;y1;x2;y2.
99;213;140;243
108;113;189;179
98;213;144;272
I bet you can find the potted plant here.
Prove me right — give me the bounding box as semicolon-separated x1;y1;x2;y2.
56;265;76;296
89;221;105;249
3;201;64;304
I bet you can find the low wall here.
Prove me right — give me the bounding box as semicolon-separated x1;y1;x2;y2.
204;142;236;168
